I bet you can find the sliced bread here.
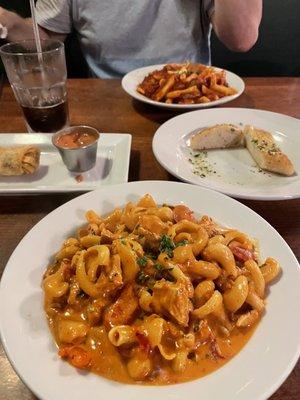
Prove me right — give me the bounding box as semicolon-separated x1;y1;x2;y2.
244;125;295;176
190;124;244;150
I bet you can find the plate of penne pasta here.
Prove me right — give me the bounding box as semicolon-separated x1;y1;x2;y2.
0;181;299;400
122;63;244;109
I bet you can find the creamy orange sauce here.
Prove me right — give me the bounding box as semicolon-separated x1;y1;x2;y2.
55;131;97;149
47;308;258;385
43;195;278;385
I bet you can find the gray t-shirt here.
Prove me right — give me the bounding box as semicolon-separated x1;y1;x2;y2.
36;0;214;78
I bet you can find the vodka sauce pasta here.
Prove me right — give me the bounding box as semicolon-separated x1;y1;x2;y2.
42;195;280;385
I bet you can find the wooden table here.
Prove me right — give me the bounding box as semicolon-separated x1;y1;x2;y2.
0;78;299;400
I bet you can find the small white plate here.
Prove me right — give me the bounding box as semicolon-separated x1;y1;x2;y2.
152;108;300;200
0;181;299;400
122;64;245;109
0;133;131;194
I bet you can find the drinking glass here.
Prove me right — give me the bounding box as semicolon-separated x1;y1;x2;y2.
0;39;69;133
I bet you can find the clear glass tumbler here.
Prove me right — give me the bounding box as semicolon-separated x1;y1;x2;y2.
0;39;69;133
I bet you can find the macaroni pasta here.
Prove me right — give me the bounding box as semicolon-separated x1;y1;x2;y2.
43;195;280;384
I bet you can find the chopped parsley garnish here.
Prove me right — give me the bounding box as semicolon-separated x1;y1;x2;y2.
137;256;148;267
137;310;146;320
145;251;158;260
159;234;175;257
154;263;164;271
137;262;175;286
193;319;200;332
159;235;189;257
175;239;189;247
120;238;127;245
251;138;279;153
136;271;150;284
154;264;175;282
188;150;216;177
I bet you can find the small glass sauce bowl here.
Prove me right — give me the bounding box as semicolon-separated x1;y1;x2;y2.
52;125;100;172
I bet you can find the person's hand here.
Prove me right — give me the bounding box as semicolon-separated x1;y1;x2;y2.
0;6;62;42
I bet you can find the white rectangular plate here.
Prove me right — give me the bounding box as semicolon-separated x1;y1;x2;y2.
0;133;132;194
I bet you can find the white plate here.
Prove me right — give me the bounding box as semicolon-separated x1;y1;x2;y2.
122;64;245;109
0;181;299;400
0;133;131;194
152;108;300;200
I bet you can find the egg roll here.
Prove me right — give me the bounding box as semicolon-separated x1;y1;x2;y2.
0;145;40;176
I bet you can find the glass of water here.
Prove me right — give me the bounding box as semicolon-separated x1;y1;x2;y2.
0;39;69;133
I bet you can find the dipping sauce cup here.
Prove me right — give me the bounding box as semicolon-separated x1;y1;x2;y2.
52;125;99;172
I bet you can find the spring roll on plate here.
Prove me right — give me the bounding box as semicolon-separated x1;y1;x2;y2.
0;145;40;176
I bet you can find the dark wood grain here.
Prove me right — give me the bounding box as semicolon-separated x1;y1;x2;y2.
0;78;299;400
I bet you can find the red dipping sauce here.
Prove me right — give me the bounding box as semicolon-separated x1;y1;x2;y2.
54;131;98;149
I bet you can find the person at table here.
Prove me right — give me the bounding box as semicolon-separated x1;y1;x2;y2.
0;1;262;78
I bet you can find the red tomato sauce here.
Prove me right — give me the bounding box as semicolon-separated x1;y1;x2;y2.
55;131;97;149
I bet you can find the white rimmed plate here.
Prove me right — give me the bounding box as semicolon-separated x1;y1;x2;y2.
0;133;131;194
152;108;300;200
122;64;244;109
0;181;299;400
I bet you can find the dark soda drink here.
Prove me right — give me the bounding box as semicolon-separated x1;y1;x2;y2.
0;40;69;133
21;99;69;133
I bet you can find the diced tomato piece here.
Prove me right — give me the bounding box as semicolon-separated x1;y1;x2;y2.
210;339;225;360
135;331;151;354
63;262;75;280
68;347;91;369
58;346;91;369
58;346;71;358
173;205;195;223
229;242;254;262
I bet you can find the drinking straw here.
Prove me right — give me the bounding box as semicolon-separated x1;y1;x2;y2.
29;0;50;100
29;0;43;63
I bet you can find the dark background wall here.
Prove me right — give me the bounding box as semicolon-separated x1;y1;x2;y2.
0;0;299;77
0;0;29;17
211;0;300;76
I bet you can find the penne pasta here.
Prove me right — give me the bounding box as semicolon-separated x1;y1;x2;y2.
137;63;237;104
108;325;137;346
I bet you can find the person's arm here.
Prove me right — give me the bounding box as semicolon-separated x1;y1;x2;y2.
0;7;66;42
211;0;262;52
